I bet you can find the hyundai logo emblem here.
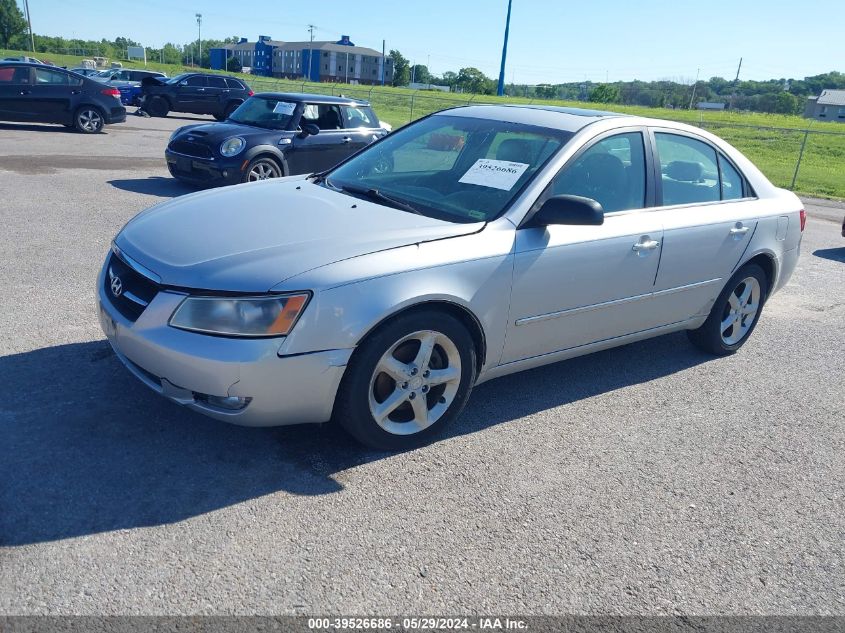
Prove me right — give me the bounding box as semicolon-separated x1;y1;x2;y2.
187;136;195;141
110;275;123;298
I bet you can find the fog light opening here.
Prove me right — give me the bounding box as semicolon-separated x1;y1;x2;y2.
195;393;251;411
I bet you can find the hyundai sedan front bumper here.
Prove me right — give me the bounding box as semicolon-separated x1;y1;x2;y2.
96;258;352;427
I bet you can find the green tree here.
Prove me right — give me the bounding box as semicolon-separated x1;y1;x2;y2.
534;84;558;99
0;0;28;49
457;67;492;94
410;63;431;84
226;55;242;73
389;49;410;86
589;83;620;103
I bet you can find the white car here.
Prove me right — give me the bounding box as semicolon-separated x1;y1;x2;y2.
98;105;804;449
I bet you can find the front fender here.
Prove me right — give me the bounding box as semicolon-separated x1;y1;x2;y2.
241;145;289;175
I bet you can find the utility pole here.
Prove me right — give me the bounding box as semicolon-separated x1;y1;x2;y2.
729;57;742;110
688;67;700;110
306;24;315;81
381;39;385;86
23;0;35;52
196;13;202;67
497;0;512;96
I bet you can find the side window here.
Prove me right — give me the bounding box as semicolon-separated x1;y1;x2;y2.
341;105;379;128
547;132;646;213
34;68;78;85
300;103;342;130
225;78;244;90
655;133;719;206
719;155;745;200
207;76;227;89
0;66;22;83
186;75;207;87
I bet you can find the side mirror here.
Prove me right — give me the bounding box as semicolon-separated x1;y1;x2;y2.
299;123;320;138
529;195;604;227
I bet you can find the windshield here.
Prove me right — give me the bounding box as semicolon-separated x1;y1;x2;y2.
165;73;190;84
325;115;571;223
228;96;297;129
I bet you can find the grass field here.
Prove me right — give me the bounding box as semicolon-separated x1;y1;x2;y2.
4;48;844;199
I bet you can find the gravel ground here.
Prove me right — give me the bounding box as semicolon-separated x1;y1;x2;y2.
0;114;843;616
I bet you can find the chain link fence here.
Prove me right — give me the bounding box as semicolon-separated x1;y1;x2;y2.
245;77;845;199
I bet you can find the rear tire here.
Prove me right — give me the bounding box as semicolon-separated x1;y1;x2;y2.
334;310;477;450
215;102;240;121
687;263;768;356
73;106;104;133
146;96;169;117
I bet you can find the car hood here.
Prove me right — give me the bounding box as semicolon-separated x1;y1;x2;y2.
173;121;282;144
114;178;483;292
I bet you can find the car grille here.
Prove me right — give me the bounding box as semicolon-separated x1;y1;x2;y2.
103;251;159;322
169;140;214;159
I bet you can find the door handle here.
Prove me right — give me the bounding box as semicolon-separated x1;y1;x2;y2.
71;90;81;95
632;238;660;252
19;90;31;95
341;137;352;143
729;224;750;236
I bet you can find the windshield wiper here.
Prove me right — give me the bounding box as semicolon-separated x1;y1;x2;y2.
339;184;423;215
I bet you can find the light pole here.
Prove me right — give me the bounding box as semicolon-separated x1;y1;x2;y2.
23;0;35;52
306;24;315;81
497;0;513;96
196;13;202;67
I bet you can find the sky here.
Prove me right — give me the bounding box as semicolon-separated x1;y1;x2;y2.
18;0;845;84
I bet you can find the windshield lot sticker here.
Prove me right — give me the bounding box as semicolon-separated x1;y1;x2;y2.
459;159;529;190
272;102;296;115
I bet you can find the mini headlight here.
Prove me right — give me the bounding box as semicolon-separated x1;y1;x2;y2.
169;293;310;337
220;137;246;157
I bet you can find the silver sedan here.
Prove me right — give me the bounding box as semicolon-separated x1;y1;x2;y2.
97;105;804;449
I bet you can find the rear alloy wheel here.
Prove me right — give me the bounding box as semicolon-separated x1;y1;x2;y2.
146;96;169;117
244;157;281;182
335;310;477;450
687;263;768;355
74;107;104;133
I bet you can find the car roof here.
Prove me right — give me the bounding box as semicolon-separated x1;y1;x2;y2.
253;91;370;105
437;104;628;133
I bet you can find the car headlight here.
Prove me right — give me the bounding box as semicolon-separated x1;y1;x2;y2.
220;137;246;157
169;293;310;337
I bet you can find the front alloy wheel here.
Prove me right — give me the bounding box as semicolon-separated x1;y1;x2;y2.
75;108;104;133
336;310;477;450
244;158;281;182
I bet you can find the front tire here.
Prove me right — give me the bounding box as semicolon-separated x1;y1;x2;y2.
687;263;768;356
74;106;104;133
243;157;282;182
146;96;169;117
334;310;477;450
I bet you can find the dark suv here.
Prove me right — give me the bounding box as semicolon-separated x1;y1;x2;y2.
0;62;126;133
140;73;253;120
165;92;387;186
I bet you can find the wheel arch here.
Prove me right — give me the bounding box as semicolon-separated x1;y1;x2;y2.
737;250;778;299
243;147;289;176
353;300;488;376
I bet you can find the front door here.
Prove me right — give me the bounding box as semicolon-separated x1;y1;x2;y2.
287;103;350;173
0;65;34;121
174;75;209;112
501;130;663;364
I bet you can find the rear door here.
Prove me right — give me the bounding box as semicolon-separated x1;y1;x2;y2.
647;129;760;325
205;75;229;114
0;65;33;121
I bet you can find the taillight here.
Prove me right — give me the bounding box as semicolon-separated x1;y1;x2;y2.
247;90;254;97
799;209;806;232
101;88;121;98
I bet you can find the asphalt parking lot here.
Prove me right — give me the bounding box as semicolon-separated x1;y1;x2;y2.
0;112;843;616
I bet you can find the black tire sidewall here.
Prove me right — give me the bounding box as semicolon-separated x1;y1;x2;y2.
147;97;168;117
335;310;477;450
689;263;768;355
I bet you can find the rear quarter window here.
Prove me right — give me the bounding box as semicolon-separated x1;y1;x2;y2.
224;78;245;90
